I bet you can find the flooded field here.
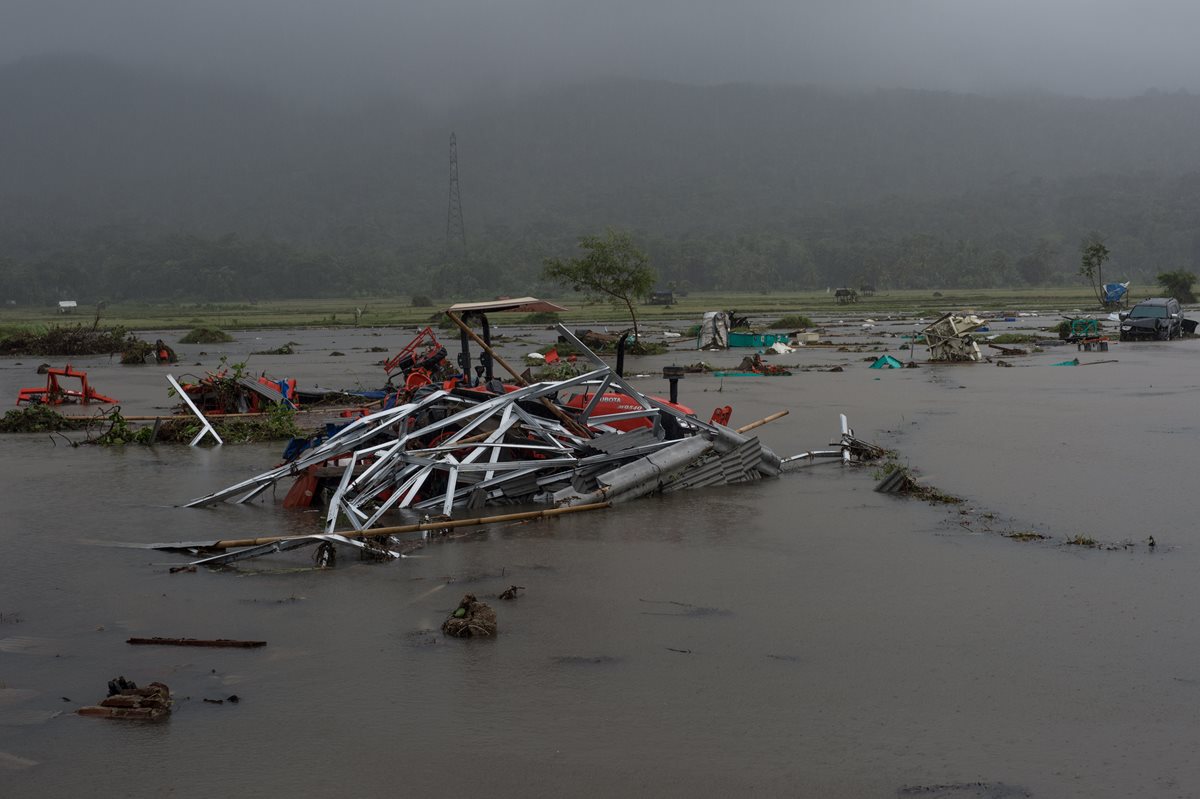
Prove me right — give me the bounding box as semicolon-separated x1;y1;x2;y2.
2;317;1199;797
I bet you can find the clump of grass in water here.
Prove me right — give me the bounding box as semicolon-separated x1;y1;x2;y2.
766;314;813;329
1065;534;1099;547
180;326;235;344
1004;531;1048;542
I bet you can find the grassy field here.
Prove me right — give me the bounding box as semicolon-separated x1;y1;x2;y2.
0;287;1108;333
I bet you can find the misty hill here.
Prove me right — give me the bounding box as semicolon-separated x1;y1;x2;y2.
4;55;1200;300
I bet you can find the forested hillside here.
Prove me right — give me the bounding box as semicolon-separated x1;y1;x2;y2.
4;55;1200;303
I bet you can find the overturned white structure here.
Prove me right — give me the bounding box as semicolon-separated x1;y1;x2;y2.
922;312;985;362
696;311;731;350
186;326;786;531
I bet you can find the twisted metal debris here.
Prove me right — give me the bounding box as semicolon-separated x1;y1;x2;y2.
186;327;791;526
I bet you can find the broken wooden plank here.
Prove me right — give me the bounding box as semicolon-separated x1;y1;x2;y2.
127;637;266;648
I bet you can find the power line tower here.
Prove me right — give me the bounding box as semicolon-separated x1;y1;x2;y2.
445;132;467;258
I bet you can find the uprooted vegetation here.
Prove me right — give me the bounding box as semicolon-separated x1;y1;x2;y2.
179;327;235;344
0;324;148;357
1;404;305;445
93;404;305;446
0;404;90;433
1004;531;1050;542
767;314;813;329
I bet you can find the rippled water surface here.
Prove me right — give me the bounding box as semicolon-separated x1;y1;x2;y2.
2;322;1199;797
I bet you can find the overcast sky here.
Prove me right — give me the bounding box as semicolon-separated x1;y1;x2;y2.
6;0;1200;100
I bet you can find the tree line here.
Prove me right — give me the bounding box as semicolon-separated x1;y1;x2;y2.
5;169;1200;306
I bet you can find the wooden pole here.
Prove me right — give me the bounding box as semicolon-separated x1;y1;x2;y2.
60;407;373;422
736;409;789;434
446;311;593;438
155;501;611;551
446;311;528;386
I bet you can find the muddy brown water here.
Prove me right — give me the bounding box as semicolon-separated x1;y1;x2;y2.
1;320;1199;797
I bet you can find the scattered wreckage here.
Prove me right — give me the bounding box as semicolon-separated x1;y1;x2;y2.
160;318;882;569
185;325;788;522
921;312;986;362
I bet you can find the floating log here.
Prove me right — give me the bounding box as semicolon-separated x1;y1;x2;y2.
127;637;266;648
58;407;371;422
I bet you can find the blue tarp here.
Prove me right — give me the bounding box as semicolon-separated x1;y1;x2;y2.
1103;282;1130;304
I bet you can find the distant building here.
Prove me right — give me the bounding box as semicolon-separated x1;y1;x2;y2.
649;291;674;306
58;300;78;313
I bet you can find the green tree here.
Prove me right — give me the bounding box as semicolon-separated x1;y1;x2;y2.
1078;234;1110;305
543;228;656;338
1157;270;1197;303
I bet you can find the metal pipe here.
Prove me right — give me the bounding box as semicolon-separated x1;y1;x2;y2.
480;314;494;382
616;332;630;377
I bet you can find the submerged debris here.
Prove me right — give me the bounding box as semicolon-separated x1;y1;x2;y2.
896;782;1031;798
874;460;963;504
441;594;498;638
126;637;266;648
252;342;298;355
498;585;525;600
922;312;985;362
1003;531;1049;542
77;680;171;722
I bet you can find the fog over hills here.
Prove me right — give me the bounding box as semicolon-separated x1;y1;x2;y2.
5;51;1200;300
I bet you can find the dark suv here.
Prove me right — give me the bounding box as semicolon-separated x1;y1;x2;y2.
1119;297;1184;341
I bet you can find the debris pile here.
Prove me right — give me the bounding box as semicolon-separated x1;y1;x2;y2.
442;594;498;638
733;354;792;375
77;679;171;722
185;326;801;532
176;369;298;414
922;313;985;362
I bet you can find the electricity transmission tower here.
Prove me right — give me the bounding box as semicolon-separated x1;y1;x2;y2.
446;132;467;258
